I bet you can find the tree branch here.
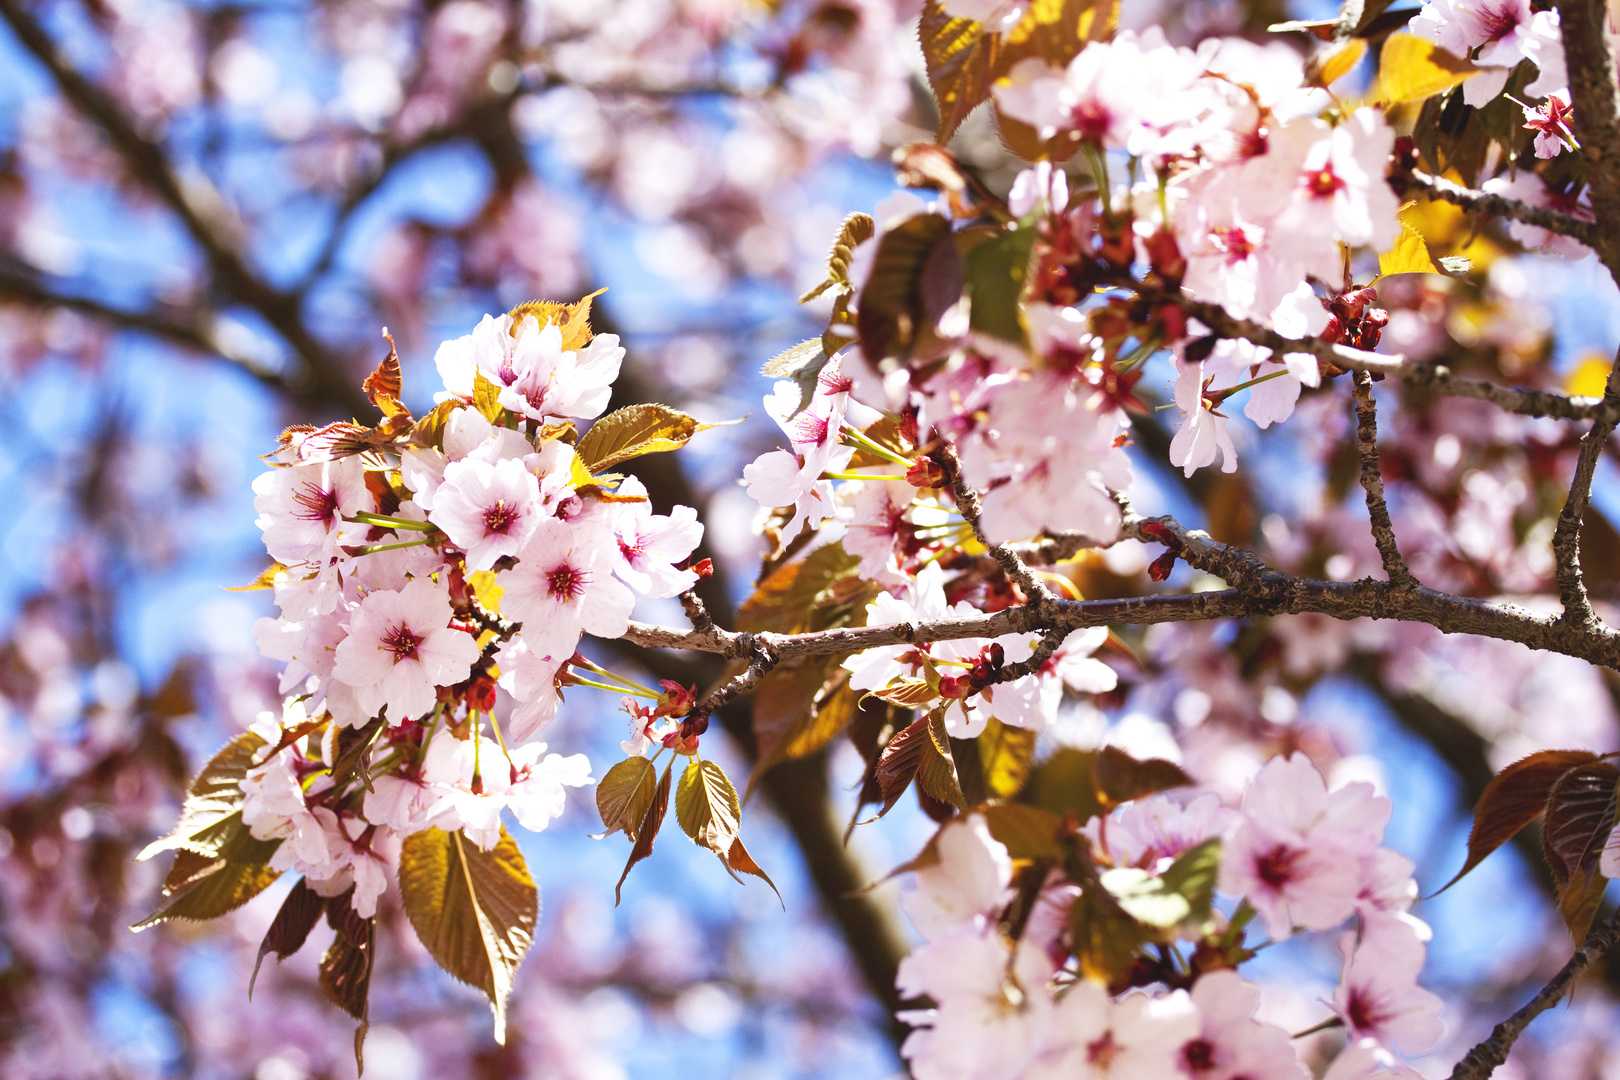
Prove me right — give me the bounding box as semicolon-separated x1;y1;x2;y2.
1447;905;1620;1080
1552;345;1620;628
1399;167;1600;249
0;0;370;417
1158;288;1620;423
1351;371;1417;590
936;443;1056;610
1554;0;1620;276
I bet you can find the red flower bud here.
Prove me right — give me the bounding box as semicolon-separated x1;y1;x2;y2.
1149;551;1178;581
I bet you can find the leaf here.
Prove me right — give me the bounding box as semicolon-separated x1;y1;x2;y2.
397;826;538;1043
962;224;1035;345
1091;746;1193;809
1378;207;1442;278
919;0;1117;143
798;213;875;303
1377;33;1477;107
725;837;782;906
508;288;607;353
1308;36;1367;88
616;762;673;904
472;371;504;424
409;399;461;450
875;715;933;816
575;404;719;474
677;759;743;855
1070;851;1148;985
747;660;858;797
737;541;872;636
138;731;268;861
873;677;941;708
855;213;961;366
225;562;288;592
979;803;1065;861
1435;749;1601;894
330;718;386;793
318;905;375;1075
1020;747;1103;823
917;711;966;810
1542;761;1620;940
251;878;328;998
978;718;1038;801
760;339;831;419
1161;837;1221;926
597;756;661;840
133;821;283;928
363;331;409;419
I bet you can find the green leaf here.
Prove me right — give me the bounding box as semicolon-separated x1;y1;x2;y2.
1541;761;1620;941
962;224;1035;345
1097;841;1220;940
978;718;1037;801
737;540;873;636
798;213;875;303
1161;837;1221;926
597;756;661;840
855;213;961;367
397;826;538;1043
980;803;1065;861
616;762;673;904
137;731;267;861
1070;851;1148;984
676;759;742;855
1377;33;1477;106
472;371;504;424
575;403;717;474
251;878;328;998
330;718;385;793
133;818;283;929
1435;749;1601;895
1020;747;1103;823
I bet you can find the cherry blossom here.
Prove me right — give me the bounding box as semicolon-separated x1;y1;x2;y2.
498;517;635;656
429;456;545;571
331;577;482;726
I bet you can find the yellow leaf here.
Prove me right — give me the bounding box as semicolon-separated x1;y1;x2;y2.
467;569;503;614
575;403;728;474
225;562;288;591
1568;355;1614;398
1378;219;1441;278
1311;37;1367;88
1377;33;1477;106
507;287;608;353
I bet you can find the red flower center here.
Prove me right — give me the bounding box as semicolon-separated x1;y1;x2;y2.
482;500;519;534
382;624;423;661
1306;165;1345;199
1256;843;1304;888
292;482;341;525
548;563;588;600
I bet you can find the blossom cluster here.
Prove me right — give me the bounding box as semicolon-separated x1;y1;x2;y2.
242;307;703;916
897;755;1441;1080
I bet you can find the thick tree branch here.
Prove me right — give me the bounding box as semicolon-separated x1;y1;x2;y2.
1552;345;1620;627
1555;0;1620;276
1351;372;1417;590
0;0;370;417
1447;906;1620;1080
1400;167;1601;249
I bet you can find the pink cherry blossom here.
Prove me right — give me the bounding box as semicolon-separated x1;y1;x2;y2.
607;476;704;597
1177;970;1306;1080
331;577;482;726
498;517;634;656
251;457;371;567
1333;915;1444;1055
429;456;545;571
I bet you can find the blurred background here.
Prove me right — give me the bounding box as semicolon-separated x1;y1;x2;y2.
6;0;1620;1076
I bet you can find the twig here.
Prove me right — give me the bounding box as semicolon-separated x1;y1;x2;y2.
1552;346;1620;627
1554;0;1620;277
1400;168;1600;249
1447;906;1620;1080
935;443;1057;610
1351;372;1418;590
1155;289;1620;425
